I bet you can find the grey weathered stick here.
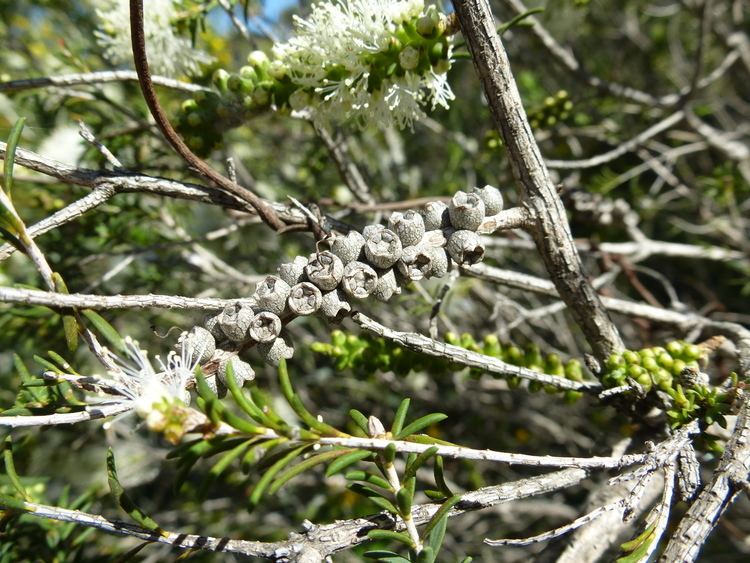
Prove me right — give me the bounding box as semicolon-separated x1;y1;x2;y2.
0;286;249;311
352;312;601;392
0;70;211;93
451;0;623;361
0;402;134;427
660;393;750;562
0;468;585;559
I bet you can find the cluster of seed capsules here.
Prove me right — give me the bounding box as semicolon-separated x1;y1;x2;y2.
176;8;454;155
177;185;504;394
312;330;586;403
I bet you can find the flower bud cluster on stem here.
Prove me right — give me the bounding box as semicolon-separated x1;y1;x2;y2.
177;0;456;154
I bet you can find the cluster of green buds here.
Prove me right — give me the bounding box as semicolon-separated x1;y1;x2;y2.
354;4;453;91
311;330;586;403
601;340;733;427
176;50;293;155
528;90;574;130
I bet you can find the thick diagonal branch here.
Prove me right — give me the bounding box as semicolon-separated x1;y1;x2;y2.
451;0;623;361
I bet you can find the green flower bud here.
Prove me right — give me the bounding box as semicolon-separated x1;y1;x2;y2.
683;344;702;361
212;68;230;92
666;341;684;355
247;50;269;67
622;350;640;365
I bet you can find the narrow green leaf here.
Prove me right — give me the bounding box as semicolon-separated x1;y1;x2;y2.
396;413;448;440
52;273;78;352
363;550;411;563
366;529;415;548
348;483;399;513
391;398;410;437
404;434;455;446
278;359;342;436
619;524;656;552
433;456;453;497
0;492;29;511
241;437;286;473
617;527;657;563
199;440;253;498
225;362;279;429
46;351;73;372
423;495;461;552
403;446;439;483
396;486;413;515
3;117;25;200
345;470;392;491
249;444;311;506
81;310;125;352
498;8;544;35
106;449;162;533
325;449;373;477
383;442;397;464
417;546;435;563
0;226;24;251
2;437;30;501
269;448;345;494
349;408;370;435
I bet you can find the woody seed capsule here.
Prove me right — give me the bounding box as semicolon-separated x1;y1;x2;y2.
423;247;449;278
203;313;224;340
257;334;295;366
217;302;255;342
446;229;485;265
218;356;256;387
396;245;427;281
176;326;216;365
422;201;450;231
472;185;504;216
388;210;425;247
330;230;365;264
287;282;322;315
364;228;402;268
449;191;485;231
247;311;282;343
341;261;378;299
278;256;308;286
306;251;344;291
372;268;401;302
320;289;352;322
254;275;291;315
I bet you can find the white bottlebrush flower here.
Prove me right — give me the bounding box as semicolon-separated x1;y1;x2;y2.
101;335;200;418
274;0;454;129
94;0;213;77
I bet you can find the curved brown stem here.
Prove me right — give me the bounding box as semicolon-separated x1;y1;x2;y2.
128;0;284;231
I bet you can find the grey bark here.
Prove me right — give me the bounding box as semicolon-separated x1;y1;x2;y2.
451;0;624;361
